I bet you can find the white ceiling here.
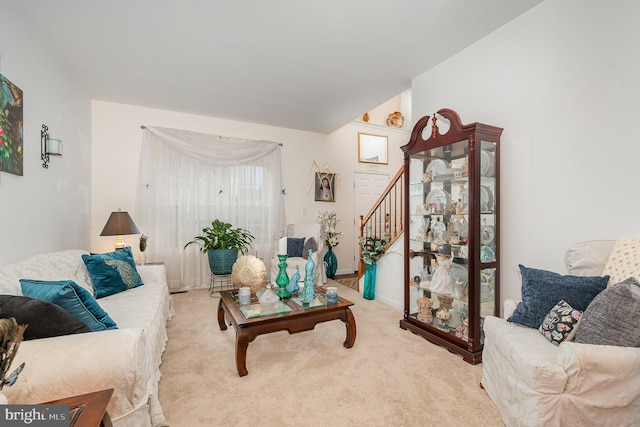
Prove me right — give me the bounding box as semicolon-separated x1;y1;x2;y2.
12;0;543;134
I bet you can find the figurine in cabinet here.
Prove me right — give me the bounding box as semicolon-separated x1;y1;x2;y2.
436;295;453;330
417;297;433;323
430;254;453;294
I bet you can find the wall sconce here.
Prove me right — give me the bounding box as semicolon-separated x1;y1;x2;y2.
41;124;63;169
100;209;140;250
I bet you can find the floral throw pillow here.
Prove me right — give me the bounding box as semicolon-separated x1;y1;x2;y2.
539;300;583;345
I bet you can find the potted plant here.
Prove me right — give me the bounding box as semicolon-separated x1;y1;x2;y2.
360;232;390;300
318;210;343;279
184;219;255;275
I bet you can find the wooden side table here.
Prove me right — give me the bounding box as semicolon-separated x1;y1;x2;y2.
45;388;114;427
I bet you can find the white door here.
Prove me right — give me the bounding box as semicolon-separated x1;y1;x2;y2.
353;171;390;272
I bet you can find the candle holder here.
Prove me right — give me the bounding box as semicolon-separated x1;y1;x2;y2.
275;254;290;299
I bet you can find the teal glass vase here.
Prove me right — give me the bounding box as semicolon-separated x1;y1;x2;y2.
363;262;377;300
324;247;338;279
275;254;290;299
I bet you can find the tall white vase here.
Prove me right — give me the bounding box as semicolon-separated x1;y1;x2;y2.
140;251;147;265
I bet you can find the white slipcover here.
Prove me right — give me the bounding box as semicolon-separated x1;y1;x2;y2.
270;223;326;286
482;240;640;427
0;250;173;427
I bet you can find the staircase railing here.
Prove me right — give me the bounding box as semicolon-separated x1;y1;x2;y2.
358;166;404;276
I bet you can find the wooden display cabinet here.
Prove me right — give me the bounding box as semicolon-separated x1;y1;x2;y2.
399;108;502;364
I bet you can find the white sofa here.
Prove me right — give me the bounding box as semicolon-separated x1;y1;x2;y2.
482;240;640;427
0;250;173;427
270;223;326;286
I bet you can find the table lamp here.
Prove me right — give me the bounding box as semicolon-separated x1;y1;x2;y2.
100;209;140;250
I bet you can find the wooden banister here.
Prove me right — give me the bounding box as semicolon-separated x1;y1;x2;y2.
358;166;404;276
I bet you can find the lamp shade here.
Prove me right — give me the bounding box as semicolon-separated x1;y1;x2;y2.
100;210;140;237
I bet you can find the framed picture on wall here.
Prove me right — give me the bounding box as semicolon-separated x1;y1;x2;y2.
315;172;335;202
358;132;388;165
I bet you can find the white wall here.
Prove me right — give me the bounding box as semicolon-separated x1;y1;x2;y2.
92;102;410;271
0;1;91;264
324;122;408;274
410;0;640;307
91;101;324;256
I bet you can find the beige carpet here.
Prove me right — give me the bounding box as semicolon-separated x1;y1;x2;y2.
158;280;504;427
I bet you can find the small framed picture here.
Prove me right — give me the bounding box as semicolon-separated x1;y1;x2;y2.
315;172;335;202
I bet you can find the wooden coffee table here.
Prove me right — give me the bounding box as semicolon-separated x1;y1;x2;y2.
217;286;356;376
45;388;113;427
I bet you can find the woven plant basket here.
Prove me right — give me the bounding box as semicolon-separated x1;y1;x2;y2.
208;249;238;275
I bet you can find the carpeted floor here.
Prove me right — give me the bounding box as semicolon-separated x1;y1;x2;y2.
157;280;504;426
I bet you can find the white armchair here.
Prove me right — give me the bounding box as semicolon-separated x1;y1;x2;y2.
270;223;326;287
482;240;640;427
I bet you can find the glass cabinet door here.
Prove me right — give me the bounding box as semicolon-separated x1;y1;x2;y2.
408;139;474;339
479;140;497;338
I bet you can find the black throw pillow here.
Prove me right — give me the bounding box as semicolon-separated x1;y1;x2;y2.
0;295;91;340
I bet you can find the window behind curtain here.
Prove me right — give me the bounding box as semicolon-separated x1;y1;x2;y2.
136;126;285;291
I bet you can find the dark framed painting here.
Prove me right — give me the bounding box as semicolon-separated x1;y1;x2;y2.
0;74;24;176
315;172;335;202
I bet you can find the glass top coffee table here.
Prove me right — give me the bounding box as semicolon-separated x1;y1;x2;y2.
217;286;357;376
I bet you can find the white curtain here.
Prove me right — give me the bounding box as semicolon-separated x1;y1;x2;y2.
135;126;285;291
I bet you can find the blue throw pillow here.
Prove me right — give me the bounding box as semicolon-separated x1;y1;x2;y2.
287;237;305;258
20;279;118;332
508;265;609;329
81;246;143;298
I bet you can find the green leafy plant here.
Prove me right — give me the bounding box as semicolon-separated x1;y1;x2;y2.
360;233;390;265
184;219;255;254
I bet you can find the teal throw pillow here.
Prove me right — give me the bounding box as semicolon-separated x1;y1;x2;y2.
20;279;118;332
508;265;608;329
82;246;143;298
287;237;305;258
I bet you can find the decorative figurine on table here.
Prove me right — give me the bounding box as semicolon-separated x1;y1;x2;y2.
301;250;316;303
286;265;301;294
258;285;280;308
